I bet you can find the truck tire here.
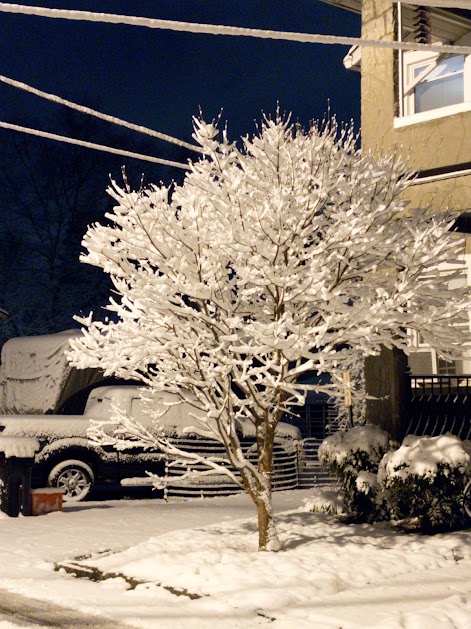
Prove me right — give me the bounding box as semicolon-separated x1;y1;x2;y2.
47;459;95;502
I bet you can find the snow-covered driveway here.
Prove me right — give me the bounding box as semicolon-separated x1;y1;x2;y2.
0;491;306;627
1;490;471;628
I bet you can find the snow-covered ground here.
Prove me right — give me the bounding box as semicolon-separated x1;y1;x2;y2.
1;489;471;628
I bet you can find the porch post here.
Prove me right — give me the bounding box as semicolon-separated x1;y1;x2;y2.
364;347;411;442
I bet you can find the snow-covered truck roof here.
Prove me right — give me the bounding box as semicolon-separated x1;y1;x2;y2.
0;329;81;414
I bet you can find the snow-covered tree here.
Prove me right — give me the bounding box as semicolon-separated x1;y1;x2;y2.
69;114;469;551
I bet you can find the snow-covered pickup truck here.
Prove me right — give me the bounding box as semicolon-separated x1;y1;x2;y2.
0;385;304;501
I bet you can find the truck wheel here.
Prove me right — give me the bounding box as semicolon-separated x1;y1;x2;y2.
47;459;94;502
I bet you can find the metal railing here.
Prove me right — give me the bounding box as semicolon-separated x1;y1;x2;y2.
291;401;340;439
162;437;335;500
297;438;337;489
407;375;471;439
411;375;471;401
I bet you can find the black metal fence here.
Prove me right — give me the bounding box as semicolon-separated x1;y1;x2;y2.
162;437;335;500
286;401;339;440
407;375;471;439
293;376;471;441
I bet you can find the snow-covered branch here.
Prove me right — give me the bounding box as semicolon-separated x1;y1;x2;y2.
69;113;470;550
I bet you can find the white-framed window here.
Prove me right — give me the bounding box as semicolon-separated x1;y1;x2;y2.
408;330;429;349
402;49;471;117
393;4;471;125
408;348;462;376
437;355;460;375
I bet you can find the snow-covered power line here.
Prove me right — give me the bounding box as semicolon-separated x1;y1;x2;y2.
0;3;470;56
392;1;471;8
0;121;191;169
0;74;202;154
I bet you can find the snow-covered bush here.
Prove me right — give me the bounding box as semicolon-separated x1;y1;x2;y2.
319;424;390;472
378;433;471;532
303;488;346;515
319;429;471;532
318;425;390;522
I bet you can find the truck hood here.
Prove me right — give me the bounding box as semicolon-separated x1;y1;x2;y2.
0;415;90;439
0;413;302;442
235;418;302;440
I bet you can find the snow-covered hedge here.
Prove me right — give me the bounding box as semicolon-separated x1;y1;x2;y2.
378;434;471;532
318;428;471;532
318;424;390;522
318;424;390;471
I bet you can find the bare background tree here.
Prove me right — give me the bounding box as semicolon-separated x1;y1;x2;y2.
0;109;186;346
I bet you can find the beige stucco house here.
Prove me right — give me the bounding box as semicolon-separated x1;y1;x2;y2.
318;1;471;439
324;0;471;377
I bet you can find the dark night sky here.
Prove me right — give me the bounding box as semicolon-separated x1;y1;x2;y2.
0;0;361;339
0;0;361;157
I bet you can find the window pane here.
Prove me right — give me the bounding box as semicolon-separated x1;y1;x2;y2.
437;357;457;376
415;73;464;113
414;55;464;82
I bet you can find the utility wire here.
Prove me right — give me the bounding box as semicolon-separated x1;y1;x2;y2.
0;3;470;55
0;121;191;169
392;1;470;8
0;74;202;154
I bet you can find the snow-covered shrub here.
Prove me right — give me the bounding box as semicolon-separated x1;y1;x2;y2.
319;424;390;472
303;488;346;515
378;433;471;533
318;425;390;522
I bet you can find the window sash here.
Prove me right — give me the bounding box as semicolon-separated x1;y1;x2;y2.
402;50;470;115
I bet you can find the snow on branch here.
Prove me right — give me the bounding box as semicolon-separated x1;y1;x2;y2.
69;112;470;550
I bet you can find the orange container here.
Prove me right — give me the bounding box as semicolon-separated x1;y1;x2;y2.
30;488;65;516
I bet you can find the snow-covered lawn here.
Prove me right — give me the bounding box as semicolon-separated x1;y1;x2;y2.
1;489;471;628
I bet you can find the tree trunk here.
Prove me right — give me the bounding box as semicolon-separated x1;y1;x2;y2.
255;425;281;551
255;490;281;551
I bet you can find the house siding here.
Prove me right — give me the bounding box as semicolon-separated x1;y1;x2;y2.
396;115;471;174
361;0;397;154
405;174;471;212
359;0;471;437
361;0;471;215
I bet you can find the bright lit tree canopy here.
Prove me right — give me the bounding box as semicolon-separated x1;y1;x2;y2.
69;114;470;550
